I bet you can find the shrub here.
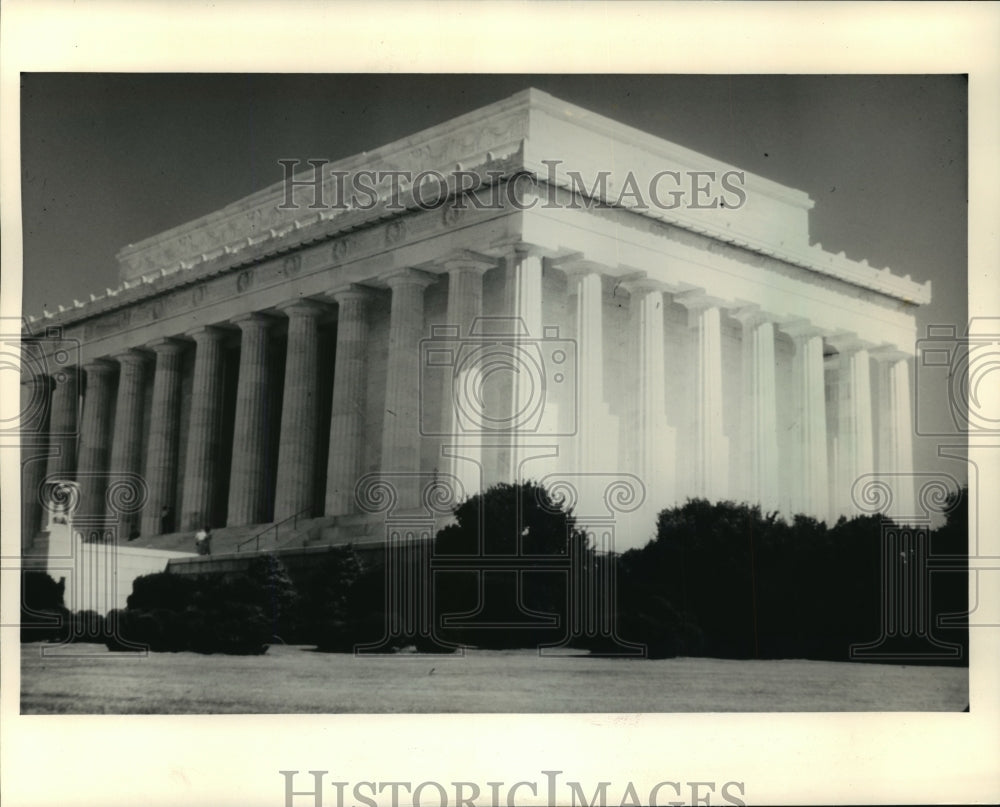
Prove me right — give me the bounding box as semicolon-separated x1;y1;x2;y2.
243;554;299;641
105;609;145;652
69;609;106;643
178;602;267;655
111;565;287;654
127;572;198;612
615;496;968;665
613;594;704;659
301;546;378;651
20;571;67;643
432;481;588;650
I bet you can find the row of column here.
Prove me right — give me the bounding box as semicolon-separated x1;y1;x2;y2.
559;272;915;523
25;250;917;540
29;263;479;534
32;297;375;536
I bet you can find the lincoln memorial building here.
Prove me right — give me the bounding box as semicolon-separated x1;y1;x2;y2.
20;88;929;559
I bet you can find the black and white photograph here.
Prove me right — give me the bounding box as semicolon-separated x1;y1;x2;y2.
2;3;998;807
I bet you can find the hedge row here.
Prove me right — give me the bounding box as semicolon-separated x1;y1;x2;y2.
105;604;270;654
21;484;968;663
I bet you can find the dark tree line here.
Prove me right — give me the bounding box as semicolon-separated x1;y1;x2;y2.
621;492;967;663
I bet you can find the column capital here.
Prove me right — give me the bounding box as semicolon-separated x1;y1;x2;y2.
437;249;496;275
231;311;276;329
441;257;495;276
730;304;775;328
147;337;187;355
870;344;913;363
495;240;547;262
331;283;378;306
82;357;117;377
617;272;666;296
277;298;328;318
184;323;229;341
112;348;151;367
779;317;827;340
554;256;607;284
381;267;438;290
827;331;876;354
674;289;729;311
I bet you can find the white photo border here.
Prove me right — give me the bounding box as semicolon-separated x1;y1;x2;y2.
1;2;997;806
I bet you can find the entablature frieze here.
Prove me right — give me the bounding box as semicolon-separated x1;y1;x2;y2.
35;200;524;364
115;115;531;282
31;176;523;338
517;179;930;305
32;211;919;368
520;204;920;354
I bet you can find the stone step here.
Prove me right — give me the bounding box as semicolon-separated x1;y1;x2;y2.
118;509;456;559
270;516;335;551
165;540;389;582
128;523;267;555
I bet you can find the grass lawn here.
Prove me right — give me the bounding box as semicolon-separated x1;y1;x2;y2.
20;642;967;714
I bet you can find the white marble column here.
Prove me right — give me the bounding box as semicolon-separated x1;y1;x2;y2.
20;371;51;547
180;326;227;530
141;340;185;536
505;245;543;339
109;349;148;539
833;338;874;515
45;364;79;481
875;352;916;519
623;277;675;513
381;269;436;509
734;308;779;511
678;294;729;502
504;246;544;482
440;259;490;498
563;262;619;505
274;300;325;521
77;359;117;522
326;286;373;516
228;313;274;526
782;323;830;520
567;265;603;472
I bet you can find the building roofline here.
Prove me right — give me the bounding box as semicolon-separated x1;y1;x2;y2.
26;89;931;325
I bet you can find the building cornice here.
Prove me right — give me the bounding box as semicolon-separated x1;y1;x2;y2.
26;89;931;331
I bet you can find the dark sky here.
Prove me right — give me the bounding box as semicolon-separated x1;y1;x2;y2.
19;74;967;479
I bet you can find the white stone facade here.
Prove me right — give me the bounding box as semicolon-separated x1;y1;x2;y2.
20;89;927;550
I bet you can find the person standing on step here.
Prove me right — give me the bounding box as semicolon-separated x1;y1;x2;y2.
195;526;212;556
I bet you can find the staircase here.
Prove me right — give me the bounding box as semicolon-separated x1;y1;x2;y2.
134;506;460;576
127;524;263;555
312;512;387;547
163;509;461;580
